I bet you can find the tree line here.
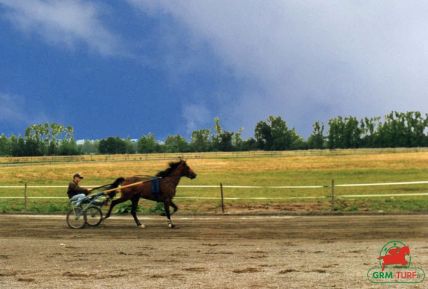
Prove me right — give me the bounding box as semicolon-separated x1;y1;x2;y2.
0;123;79;156
1;111;428;156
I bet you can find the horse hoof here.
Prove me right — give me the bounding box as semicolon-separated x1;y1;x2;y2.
138;224;146;229
168;223;175;228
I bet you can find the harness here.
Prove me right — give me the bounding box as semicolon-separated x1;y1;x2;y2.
151;177;161;201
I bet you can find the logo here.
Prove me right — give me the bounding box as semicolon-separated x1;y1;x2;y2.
367;240;425;284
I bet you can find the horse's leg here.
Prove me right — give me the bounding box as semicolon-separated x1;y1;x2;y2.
159;201;177;216
131;195;144;228
163;200;175;228
105;197;127;219
170;201;178;215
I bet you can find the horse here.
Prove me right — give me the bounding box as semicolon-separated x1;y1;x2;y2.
378;245;410;271
104;160;197;228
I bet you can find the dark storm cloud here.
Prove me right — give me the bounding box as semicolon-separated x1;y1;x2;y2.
129;0;428;135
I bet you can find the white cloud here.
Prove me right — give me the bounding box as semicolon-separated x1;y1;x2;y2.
0;92;50;127
128;0;428;135
0;93;27;123
0;0;120;56
182;104;211;134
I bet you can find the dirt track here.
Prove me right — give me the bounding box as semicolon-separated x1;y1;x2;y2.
0;214;427;288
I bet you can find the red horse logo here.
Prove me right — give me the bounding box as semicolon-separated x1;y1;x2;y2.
378;245;410;271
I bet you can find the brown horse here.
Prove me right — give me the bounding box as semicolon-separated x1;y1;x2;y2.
104;160;197;228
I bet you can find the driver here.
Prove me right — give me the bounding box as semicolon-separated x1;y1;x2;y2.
67;173;90;206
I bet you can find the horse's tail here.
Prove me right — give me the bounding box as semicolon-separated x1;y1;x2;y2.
106;177;125;199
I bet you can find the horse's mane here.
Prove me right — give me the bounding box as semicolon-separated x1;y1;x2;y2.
156;160;183;177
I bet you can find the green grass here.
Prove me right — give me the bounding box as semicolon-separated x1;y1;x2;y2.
1;148;428;214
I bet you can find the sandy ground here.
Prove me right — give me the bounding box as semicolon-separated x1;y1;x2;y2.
0;214;427;289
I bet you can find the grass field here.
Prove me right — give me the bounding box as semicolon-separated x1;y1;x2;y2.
1;148;428;214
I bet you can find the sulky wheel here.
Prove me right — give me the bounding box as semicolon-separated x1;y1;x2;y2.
66;207;86;229
84;206;103;227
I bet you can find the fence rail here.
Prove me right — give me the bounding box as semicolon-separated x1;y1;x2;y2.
1;180;428;208
2;148;428;166
2;180;428;190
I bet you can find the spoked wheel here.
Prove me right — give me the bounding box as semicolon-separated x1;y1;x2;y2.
84;206;103;227
66;207;86;229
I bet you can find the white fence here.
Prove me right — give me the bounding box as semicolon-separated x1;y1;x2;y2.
1;180;428;200
1;180;428;212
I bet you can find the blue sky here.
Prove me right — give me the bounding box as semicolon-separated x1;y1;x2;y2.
1;1;427;140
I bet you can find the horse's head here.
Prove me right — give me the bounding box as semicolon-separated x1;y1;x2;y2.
157;159;197;179
179;160;197;179
400;246;410;255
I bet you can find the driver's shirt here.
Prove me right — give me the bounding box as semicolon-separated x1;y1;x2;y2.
67;182;88;198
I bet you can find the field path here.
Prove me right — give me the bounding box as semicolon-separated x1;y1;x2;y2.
0;214;427;288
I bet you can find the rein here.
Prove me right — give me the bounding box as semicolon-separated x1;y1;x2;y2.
102;177;161;194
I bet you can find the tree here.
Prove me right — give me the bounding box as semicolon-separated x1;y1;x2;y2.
137;134;160;153
241;138;258;151
11;136;25;157
270;116;290;150
307;121;325;149
232;128;244;150
327;116;361;149
212;118;234;151
0;134;11;156
58;139;80;155
164;135;189;152
255;116;302;150
190;129;211;152
124;138;137;154
22;122;76;155
213;131;234;151
289;128;307;150
360;117;381;148
79;140;99;154
343;116;361;148
328;117;344;149
255;120;272;150
98;137;127;154
25;138;43;156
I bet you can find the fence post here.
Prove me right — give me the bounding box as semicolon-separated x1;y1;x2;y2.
220;183;225;214
24;183;28;211
330;179;335;212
